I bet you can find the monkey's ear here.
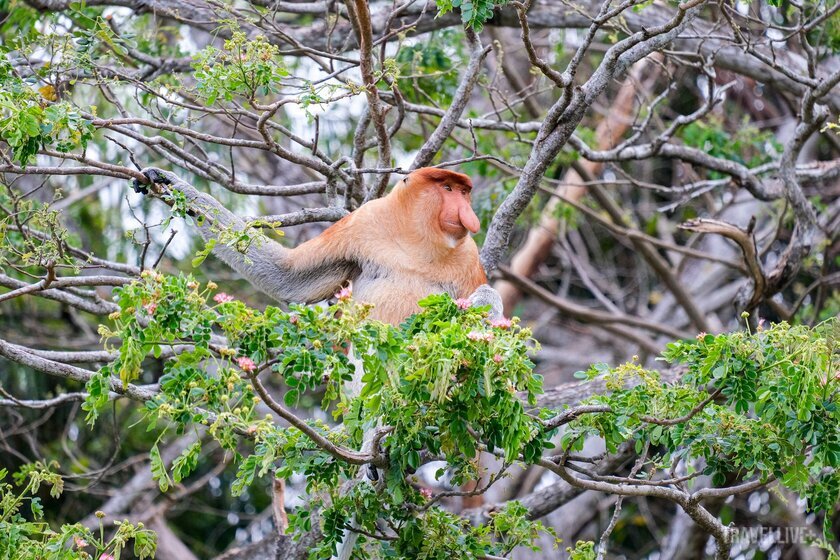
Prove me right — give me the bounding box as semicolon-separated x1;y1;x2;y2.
468;284;504;321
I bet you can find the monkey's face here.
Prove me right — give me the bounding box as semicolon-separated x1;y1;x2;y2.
399;168;480;245
436;181;480;240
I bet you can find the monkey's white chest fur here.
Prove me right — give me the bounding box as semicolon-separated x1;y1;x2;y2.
350;268;458;324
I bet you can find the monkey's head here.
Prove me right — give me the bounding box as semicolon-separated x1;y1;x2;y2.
396;168;481;244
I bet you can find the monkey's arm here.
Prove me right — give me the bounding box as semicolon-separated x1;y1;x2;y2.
135;168;356;303
468;284;504;321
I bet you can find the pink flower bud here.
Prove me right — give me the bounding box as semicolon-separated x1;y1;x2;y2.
455;298;471;310
73;536;88;549
489;317;513;330
335;286;352;301
143;302;158;315
237;357;256;373
493;354;503;364
214;292;235;303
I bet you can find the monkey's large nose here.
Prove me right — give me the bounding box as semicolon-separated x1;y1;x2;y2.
460;205;481;234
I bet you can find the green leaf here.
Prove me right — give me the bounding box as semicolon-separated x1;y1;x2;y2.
30;496;43;518
284;389;299;407
150;444;171;492
172;441;201;483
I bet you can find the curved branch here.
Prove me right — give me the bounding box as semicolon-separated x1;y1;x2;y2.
679;219;765;311
248;372;386;467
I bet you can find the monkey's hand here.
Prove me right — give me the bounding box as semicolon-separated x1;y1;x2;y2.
468;284;504;321
131;166;253;243
131;167;176;196
132;167;218;221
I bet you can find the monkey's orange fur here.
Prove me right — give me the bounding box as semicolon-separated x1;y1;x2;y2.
285;168;487;324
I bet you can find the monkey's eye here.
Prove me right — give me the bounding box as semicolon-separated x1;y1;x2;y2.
442;184;452;191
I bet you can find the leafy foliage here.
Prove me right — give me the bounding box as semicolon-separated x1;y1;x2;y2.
83;273;552;558
0;57;93;167
192;31;289;105
78;263;840;556
0;183;79;273
435;0;509;32
564;317;840;539
394;34;460;104
680;115;781;173
0;462;156;560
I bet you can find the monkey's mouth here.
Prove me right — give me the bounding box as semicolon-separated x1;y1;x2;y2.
441;221;468;237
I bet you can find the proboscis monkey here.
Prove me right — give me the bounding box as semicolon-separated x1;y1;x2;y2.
133;167;502;322
134;166;501;559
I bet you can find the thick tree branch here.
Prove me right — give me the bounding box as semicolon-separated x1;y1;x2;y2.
410;30;491;170
480;0;705;273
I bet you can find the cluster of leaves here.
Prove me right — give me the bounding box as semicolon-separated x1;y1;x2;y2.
564;317;840;538
566;540;597;560
394;33;460;105
0;57;94;166
0;183;78;272
823;1;840;52
192;31;289;105
365;294;548;475
0;1;42;47
66;6;141;71
307;295;553;557
435;0;509;32
83;273;553;558
0;462;156;560
304;472;557;559
772;0;840;51
680;115;781;174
